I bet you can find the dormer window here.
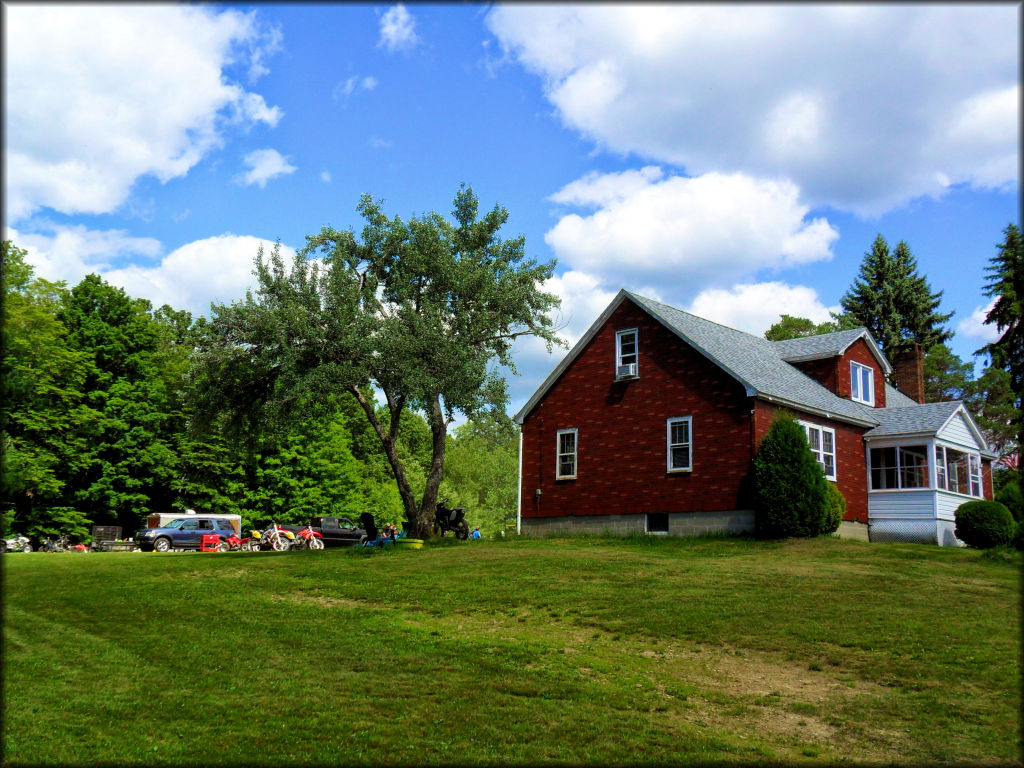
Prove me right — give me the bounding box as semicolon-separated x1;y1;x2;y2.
615;329;638;379
850;361;875;405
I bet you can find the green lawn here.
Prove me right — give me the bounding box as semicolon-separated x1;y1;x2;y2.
2;535;1020;765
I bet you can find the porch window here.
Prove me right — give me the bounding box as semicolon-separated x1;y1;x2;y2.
869;445;928;490
850;362;875;405
798;421;837;480
935;445;982;497
666;417;692;472
615;329;638;379
556;429;578;480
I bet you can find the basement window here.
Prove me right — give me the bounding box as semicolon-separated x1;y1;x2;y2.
646;512;669;535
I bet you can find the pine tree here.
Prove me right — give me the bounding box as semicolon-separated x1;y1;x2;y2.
840;234;952;359
979;223;1023;451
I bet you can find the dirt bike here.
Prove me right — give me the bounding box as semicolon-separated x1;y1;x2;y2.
260;523;295;552
41;535;70;553
3;535;33;553
293;523;324;550
433;499;469;540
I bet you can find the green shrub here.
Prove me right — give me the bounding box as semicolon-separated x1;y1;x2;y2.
994;480;1023;523
1013;522;1024;552
954;501;1016;549
822;483;845;534
753;414;828;539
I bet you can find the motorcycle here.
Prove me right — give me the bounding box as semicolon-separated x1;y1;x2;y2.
41;535;70;553
433;499;469;540
3;535;33;553
293;523;324;550
259;523;295;552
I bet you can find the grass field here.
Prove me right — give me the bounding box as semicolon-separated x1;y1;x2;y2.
2;535;1020;765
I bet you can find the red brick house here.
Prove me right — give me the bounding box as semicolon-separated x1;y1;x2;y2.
514;290;995;546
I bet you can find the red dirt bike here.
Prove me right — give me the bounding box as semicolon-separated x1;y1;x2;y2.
293;523;324;550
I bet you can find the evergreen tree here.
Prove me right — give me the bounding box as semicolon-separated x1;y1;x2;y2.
753;413;829;539
979;223;1023;451
840;235;952;359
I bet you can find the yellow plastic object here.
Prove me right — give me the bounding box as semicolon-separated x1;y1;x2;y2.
396;538;423;550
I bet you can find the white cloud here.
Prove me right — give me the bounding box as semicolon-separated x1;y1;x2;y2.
8;224;293;317
379;4;419;52
320;171;332;184
236;149;297;188
956;300;1001;344
686;282;839;337
105;235;295;316
7;223;162;285
545;168;838;288
332;74;378;100
486;5;1020;215
4;5;283;222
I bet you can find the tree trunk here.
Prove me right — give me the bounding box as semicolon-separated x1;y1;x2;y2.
348;385;420;531
416;395;449;538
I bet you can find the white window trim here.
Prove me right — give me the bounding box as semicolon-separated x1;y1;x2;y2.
556;428;578;480
934;443;983;498
798;420;837;481
615;328;639;378
850;361;875;406
666;416;693;473
868;444;930;491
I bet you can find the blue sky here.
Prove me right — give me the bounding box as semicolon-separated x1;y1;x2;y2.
5;3;1020;418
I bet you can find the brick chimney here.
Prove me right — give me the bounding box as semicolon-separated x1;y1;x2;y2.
892;343;925;404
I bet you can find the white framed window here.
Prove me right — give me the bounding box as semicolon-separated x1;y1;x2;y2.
869;445;928;490
798;420;837;481
615;328;638;379
850;361;875;405
935;445;982;497
666;417;692;472
556;428;578;480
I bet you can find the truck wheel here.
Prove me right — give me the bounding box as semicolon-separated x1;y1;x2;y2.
153;538;172;553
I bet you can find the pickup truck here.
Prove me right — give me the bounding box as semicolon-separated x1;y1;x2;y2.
281;517;366;548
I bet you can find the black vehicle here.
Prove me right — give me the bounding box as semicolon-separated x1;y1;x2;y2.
280;517;366;548
434;499;469;540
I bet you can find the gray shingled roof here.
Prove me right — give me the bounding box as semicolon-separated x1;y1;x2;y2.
863;401;963;437
626;292;879;426
884;383;920;408
772;329;869;361
515;289;989;451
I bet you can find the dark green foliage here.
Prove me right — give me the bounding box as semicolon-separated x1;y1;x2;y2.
440;414;519;535
954;500;1016;549
753;414;829;539
763;313;860;341
822;483;846;535
993;479;1023;523
840;235;953;359
979;223;1023;452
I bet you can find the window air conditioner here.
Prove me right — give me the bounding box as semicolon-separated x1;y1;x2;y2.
616;363;637;379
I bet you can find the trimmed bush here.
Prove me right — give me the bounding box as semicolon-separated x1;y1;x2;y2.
994;480;1023;523
754;414;828;539
822;483;846;535
1013;523;1024;552
954;501;1016;549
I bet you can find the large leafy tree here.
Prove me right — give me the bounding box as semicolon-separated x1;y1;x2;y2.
190;186;561;537
840;235;953;359
440;414;519;536
979;223;1023;451
1;242;96;538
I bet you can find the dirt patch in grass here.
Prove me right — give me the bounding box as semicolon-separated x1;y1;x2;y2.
270;592;389;610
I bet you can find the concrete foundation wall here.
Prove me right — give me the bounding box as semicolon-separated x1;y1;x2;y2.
836;520;871;542
521;510;755;537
